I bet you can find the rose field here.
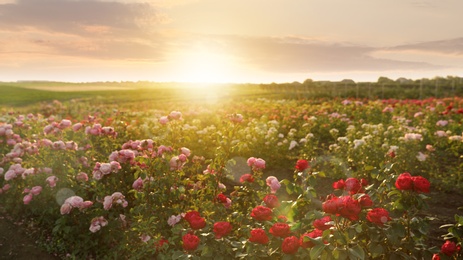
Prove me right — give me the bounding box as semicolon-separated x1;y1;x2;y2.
1;82;463;259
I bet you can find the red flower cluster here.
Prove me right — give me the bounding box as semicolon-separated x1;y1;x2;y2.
295;159;310;171
184;210;206;230
332;177;368;194
395;172;430;193
213;221;232;239
322;195;362;221
251;205;273;221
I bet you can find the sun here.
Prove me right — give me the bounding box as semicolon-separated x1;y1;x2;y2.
176;50;235;83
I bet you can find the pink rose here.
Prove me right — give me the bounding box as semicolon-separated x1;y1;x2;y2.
23;194;33;204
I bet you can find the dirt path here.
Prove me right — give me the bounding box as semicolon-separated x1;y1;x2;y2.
0;212;60;259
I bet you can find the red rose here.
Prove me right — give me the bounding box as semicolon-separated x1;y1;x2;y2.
269;222;291;238
332;179;345;190
441;240;458;256
366;208;390;226
338;196;361;221
213;221;232;239
300;229;322;248
188;215;206;230
182;233;200;251
313;216;332;231
154;238;168;251
184;210;200;223
322;195;341;215
432;253;441;260
395;172;413;190
240;173;254;183
263;194;280;208
358;194;373;208
282;236;300;254
360;178;368;186
217;193;228;203
249;228;269;244
295;159;309;171
345;178;362;194
251;205;273;221
412;176;430;193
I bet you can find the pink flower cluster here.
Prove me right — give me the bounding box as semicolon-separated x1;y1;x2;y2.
103;192;128;210
22;186;42;205
169;147;191;171
89;216;108;233
247;157;266;170
121;139;156;151
43;119;73;135
92;161;121;180
109;149;136;164
0;123;22;147
3;164;24;180
0;183;10;194
85;123;117;137
159;111;182;125
60;196;93;214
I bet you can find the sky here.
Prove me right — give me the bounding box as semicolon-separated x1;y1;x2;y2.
0;0;463;84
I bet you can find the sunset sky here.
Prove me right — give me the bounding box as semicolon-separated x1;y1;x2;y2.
1;0;463;83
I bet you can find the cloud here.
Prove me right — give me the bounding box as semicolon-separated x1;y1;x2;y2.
0;0;170;61
189;35;443;74
390;38;463;55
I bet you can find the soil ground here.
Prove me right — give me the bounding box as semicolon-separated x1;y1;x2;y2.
0;191;461;259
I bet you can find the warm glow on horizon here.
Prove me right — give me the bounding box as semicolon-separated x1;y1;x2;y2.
174;50;236;83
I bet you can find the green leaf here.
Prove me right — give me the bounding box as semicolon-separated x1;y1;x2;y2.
369;243;383;257
310;244;326;259
332;248;348;260
348;245;365;259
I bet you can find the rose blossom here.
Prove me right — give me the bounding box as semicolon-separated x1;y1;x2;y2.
30;186;42;195
367;208;391;226
300;229;323;248
239;173;254;183
167;214;182;226
295;159;309;171
412;176;430;193
263;194;280;208
266;176;281;193
281;236;300;255
23;194;33;205
313;216;333;231
182;233;200;251
213;221;232;239
441;240;459;256
46;176;58;188
132;177;144;191
269;222;291;238
249;228;269;244
250;205;273;221
395;172;413;191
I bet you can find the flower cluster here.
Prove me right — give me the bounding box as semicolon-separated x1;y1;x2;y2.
395;172;430;193
60;196;93;214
